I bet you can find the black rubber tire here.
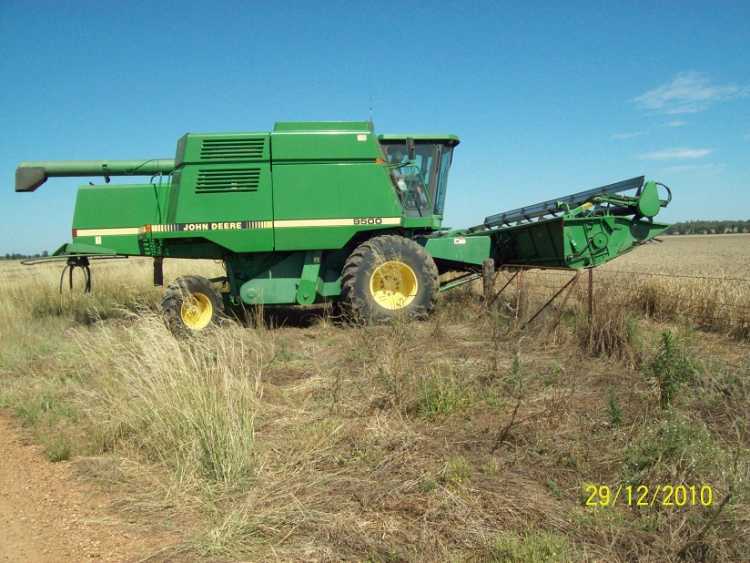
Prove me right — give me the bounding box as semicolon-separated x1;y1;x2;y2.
341;235;439;322
161;275;224;337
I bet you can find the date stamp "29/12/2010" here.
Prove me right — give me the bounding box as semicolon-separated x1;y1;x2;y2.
584;484;714;508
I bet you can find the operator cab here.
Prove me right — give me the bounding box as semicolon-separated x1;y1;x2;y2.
379;134;459;218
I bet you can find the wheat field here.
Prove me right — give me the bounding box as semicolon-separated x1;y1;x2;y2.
603;233;750;276
0;235;748;561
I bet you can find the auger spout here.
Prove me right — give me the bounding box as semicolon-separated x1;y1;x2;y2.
15;159;175;192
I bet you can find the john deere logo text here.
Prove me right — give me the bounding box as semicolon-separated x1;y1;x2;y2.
181;222;246;232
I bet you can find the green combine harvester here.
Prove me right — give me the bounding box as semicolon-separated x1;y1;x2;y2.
16;121;671;335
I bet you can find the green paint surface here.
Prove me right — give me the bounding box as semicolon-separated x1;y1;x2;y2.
422;235;491;266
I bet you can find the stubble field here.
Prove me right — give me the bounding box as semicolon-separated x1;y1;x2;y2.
0;234;748;562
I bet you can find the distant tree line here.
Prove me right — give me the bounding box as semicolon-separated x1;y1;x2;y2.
2;251;49;260
664;220;750;235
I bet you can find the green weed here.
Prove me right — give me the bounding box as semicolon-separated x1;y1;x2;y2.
647;331;699;408
488;530;571;563
505;352;524;396
440;456;471;486
546;479;563;499
416;367;470;417
43;437;72;462
606;388;623;427
621;413;723;484
418;477;438;493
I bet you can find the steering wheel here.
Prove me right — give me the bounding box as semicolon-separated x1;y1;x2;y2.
399;163;420;176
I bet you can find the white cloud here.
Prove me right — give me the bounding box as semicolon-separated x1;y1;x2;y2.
666;120;687;127
638;147;713;160
611;131;645;140
633;71;748;114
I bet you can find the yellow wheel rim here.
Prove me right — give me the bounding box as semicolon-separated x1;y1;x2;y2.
369;260;419;310
180;292;213;330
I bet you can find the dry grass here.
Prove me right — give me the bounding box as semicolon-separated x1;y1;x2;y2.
77;317;267;486
493;234;750;342
0;238;749;561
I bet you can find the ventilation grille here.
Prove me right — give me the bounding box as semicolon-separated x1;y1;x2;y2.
199;137;265;161
196;168;260;193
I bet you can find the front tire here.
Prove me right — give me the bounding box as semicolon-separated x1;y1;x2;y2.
161;275;224;337
341;235;438;322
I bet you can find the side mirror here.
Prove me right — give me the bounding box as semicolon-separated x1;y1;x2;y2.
406;138;416;161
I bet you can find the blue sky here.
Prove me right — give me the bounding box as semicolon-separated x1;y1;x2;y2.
1;0;748;254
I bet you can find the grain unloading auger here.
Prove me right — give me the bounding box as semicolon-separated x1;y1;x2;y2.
15;121;671;335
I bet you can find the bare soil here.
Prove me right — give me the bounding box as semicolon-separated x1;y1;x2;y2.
0;415;171;562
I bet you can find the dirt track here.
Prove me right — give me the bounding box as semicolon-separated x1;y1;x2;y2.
0;415;163;562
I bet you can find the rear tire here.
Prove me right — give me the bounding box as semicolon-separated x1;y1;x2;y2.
161;275;224;337
341;235;438;322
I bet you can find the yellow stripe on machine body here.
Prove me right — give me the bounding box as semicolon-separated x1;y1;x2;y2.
75;217;402;237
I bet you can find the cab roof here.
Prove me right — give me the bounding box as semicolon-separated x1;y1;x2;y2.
273;121;372;132
271;121;459;145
